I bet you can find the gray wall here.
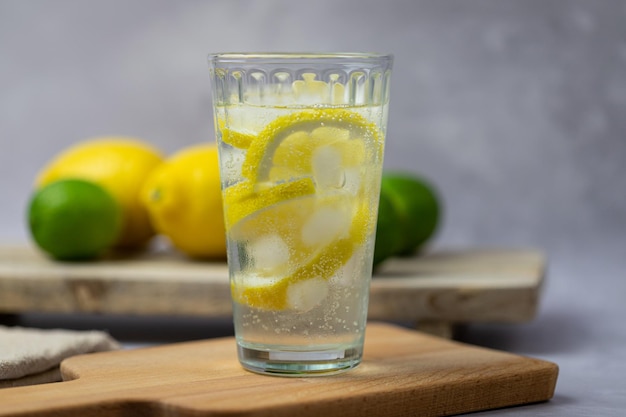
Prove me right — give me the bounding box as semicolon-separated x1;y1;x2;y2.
2;0;625;260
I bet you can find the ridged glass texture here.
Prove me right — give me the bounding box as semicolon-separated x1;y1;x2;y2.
209;53;393;107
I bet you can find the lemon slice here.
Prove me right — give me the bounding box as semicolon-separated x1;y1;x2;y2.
268;126;368;187
223;177;315;231
231;237;353;311
216;108;264;149
220;128;256;149
230;200;373;311
227;108;382;312
241;108;382;185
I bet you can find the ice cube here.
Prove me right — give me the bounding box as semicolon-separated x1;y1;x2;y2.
301;206;350;247
249;234;290;272
286;278;329;312
330;247;364;287
342;167;361;196
312;145;345;189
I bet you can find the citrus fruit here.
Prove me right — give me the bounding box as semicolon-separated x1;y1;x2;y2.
141;144;226;259
223;108;381;311
231;201;371;311
373;172;441;264
372;187;404;267
36;137;164;249
219;122;257;149
222;177;316;231
241;108;381;186
28;179;123;261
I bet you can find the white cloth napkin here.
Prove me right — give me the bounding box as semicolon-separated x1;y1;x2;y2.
0;325;120;388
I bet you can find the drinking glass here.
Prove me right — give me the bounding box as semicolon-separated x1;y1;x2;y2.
208;53;393;376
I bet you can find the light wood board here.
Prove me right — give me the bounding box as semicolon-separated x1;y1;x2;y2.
0;246;546;335
0;322;558;417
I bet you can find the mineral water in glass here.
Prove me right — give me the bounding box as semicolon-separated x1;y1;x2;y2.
208;53;393;376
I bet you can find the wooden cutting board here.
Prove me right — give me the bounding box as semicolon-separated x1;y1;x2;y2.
0;322;558;417
0;246;545;336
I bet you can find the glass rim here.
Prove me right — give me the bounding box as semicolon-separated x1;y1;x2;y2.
208;52;393;65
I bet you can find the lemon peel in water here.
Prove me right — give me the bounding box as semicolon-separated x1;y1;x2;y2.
241;108;381;184
223;108;382;312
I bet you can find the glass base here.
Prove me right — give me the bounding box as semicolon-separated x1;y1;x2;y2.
237;344;362;377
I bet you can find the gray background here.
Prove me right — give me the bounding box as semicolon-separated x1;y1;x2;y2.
1;1;625;415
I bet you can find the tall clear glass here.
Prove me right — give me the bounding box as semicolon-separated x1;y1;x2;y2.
208;53;393;376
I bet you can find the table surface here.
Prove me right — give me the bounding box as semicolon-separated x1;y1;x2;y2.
3;244;625;417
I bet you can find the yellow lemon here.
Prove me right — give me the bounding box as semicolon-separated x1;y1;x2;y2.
141;144;226;259
36;137;164;249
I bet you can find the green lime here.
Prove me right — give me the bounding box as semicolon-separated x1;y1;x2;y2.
383;172;441;255
28;179;123;261
372;188;403;266
373;172;441;266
